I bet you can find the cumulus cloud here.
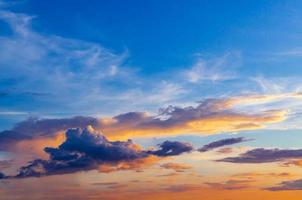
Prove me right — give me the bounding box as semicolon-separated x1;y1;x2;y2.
2;126;192;178
0;93;300;153
218;148;302;163
198;137;249;152
0;116;99;150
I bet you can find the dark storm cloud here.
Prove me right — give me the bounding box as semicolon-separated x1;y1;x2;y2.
3;127;193;178
218;148;302;163
147;141;193;157
13;127;148;178
0;172;5;179
198;137;249;152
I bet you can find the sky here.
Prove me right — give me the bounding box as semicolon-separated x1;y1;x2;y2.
2;0;302;199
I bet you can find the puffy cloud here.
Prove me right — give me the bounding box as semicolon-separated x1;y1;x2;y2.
218;148;302;163
147;141;193;157
198;137;249;152
266;179;302;191
160;163;192;172
0;93;297;152
0;116;98;151
3;126;192;178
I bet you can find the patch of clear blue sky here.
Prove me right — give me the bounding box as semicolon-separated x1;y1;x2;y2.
8;0;302;76
2;0;302;131
134;129;302;149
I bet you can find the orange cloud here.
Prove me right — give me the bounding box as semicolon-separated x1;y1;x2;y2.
98;155;161;173
1;93;298;150
101;110;287;140
160;163;192;172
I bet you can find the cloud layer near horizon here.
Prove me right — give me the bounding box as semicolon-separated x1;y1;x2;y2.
0;93;299;153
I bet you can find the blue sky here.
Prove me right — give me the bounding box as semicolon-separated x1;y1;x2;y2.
1;0;302;133
4;1;302;199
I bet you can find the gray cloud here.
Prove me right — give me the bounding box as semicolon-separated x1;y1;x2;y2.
2;127;192;178
0;116;99;150
198;137;249;152
266;179;302;191
147;141;193;157
218;148;302;163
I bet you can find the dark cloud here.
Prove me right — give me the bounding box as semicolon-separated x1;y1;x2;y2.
0;116;99;150
266;179;302;191
13;127;147;178
198;137;249;152
218;148;302;163
3;127;192;178
147;141;193;157
0;172;5;179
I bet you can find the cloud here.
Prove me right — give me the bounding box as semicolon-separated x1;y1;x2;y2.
0;160;13;170
198;137;249;152
0;93;299;152
266;179;302;191
0;172;5;179
232;172;293;179
184;52;239;83
218;148;302;163
216;147;233;154
282;160;302;167
0;8;134;115
205;179;252;190
2;126;192;178
160;163;192;172
0;116;99;150
163;184;202;192
147;141;193;157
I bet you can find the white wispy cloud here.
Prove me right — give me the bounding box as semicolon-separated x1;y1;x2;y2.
184;52;240;83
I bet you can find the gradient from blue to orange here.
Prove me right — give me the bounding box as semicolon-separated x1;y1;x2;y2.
2;0;302;199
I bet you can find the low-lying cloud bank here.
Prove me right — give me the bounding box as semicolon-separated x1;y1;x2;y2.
0;126;193;178
0;93;297;152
